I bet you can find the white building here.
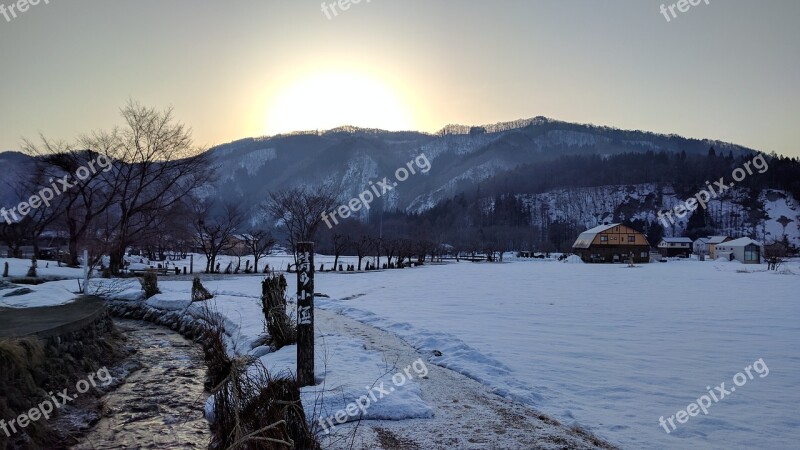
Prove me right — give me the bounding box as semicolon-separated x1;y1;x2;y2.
702;236;732;259
693;237;710;255
715;238;762;264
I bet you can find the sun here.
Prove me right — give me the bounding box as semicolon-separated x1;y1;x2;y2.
265;71;416;135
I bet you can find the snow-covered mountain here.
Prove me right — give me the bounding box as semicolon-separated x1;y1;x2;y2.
2;117;797;244
205;117;762;216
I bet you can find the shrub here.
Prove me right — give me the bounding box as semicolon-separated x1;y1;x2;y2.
191;277;214;303
261;275;296;349
26;257;37;278
140;270;160;298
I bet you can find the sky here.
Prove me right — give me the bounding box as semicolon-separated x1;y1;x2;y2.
0;0;798;156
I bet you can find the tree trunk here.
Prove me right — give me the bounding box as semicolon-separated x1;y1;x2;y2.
68;237;80;267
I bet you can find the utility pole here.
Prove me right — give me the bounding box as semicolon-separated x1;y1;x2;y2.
296;242;315;386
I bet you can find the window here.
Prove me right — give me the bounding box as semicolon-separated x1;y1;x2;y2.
744;246;759;262
601;236;608;242
628;235;635;243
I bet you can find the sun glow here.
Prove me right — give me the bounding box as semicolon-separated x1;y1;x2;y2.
265;71;416;135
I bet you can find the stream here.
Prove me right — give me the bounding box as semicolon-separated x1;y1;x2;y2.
71;319;211;449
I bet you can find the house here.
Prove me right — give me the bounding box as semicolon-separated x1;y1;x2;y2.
714;238;762;264
658;237;693;257
693;237;710;256
706;236;733;259
572;223;651;263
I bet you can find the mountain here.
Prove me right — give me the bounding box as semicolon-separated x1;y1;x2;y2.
206;117;761;216
1;117;798;247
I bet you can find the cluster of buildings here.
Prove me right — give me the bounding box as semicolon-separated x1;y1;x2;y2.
571;223;763;264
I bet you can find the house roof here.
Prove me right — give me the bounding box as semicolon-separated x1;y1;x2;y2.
661;237;692;244
707;236;730;244
572;223;620;249
693;237;710;244
717;237;761;248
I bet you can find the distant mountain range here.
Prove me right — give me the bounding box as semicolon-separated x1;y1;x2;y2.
2;117;798;246
205;117;760;215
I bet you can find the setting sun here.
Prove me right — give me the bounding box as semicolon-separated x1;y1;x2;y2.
265;71;416;135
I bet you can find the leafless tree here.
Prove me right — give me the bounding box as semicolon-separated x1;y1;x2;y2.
193;202;244;273
22;102;213;270
242;230;276;273
96;101;214;273
22;138;118;267
266;183;340;257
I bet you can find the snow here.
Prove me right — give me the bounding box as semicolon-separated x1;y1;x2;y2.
117;273;434;427
312;259;800;449
0;257;84;279
5;254;798;448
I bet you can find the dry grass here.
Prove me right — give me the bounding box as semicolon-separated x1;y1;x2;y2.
199;304;318;450
261;274;296;349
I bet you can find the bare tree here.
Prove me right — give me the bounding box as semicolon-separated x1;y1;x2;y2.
193;202;244;273
22;101;212;270
243;230;276;273
22;138;118;267
97;101;214;273
266;183;339;257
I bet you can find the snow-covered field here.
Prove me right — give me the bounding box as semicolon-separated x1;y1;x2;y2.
310;259;800;449
3;255;798;449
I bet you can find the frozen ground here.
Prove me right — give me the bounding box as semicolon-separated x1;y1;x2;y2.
3;255;798;448
89;268;608;448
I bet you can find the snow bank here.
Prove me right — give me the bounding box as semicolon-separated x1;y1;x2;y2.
113;277;433;424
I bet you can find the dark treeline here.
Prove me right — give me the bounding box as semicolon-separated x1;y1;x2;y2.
479;149;800;201
317;149;800;258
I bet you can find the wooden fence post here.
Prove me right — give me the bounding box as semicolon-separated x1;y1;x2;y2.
296;242;315;387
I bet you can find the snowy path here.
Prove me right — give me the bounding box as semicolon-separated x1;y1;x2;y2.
314;308;615;450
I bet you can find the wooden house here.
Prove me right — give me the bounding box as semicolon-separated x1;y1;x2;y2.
572;223;651;263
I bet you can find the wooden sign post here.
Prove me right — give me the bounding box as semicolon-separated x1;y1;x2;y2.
296;242;315;387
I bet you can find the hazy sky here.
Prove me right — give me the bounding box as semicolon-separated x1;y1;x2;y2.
0;0;798;156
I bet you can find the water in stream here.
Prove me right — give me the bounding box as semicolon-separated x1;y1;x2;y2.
72;319;211;449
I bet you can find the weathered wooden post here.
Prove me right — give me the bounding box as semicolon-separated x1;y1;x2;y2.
82;249;89;293
189;254;194;274
296;242;315;387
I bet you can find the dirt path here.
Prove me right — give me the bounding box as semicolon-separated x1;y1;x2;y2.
315;309;617;450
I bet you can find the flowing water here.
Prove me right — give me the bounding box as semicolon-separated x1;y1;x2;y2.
71;319;211;449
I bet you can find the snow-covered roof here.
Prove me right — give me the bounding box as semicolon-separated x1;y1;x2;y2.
694;237;710;244
717;237;761;248
707;236;730;244
661;237;692;244
572;223;620;249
